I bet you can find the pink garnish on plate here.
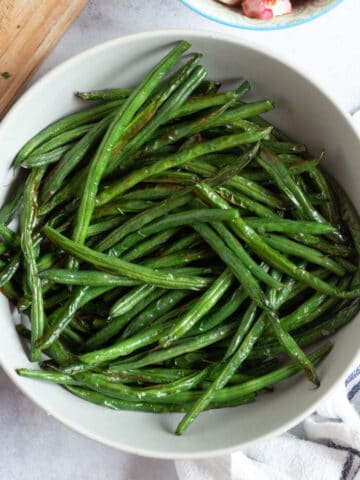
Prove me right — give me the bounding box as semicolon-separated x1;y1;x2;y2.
217;0;243;4
218;0;293;19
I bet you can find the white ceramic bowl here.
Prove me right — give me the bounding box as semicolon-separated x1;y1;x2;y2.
180;0;344;30
0;30;359;459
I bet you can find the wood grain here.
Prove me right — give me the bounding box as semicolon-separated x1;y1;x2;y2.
0;0;88;117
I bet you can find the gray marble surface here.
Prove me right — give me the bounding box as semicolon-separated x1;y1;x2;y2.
1;0;360;478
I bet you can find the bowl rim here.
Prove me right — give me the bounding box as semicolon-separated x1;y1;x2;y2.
0;28;359;459
179;0;345;31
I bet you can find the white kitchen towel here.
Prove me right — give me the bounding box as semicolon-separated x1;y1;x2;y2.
175;112;360;480
175;373;360;480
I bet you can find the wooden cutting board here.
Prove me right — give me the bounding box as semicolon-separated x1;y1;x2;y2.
0;0;88;117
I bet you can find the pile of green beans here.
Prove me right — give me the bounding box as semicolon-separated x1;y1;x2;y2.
1;40;359;435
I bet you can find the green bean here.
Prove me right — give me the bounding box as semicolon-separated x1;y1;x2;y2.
329;175;360;257
107;367;196;384
293;299;360;344
61;326;84;346
160;268;233;346
39;269;140;287
0;186;24;225
211;221;281;289
76;368;210;401
1;279;19;302
200;153;249;167
291;233;355;257
65;386;190;412
40;255;212;289
81;88;238;165
77;88;133;101
20;168;46;361
133;80;245;130
14;100;125;166
191;286;248;334
307;165;341;230
38;286;96;350
65;385;255;412
0;224;20;245
41;113;114;202
0;255;20;299
217;187;276;219
43;290;70;310
107;54;207;173
86;217;128;238
15;324;31;341
147;171;198;185
176;314;266;434
84;288;166;350
261;140;306;154
110;285;158;318
71;316;92;335
244;218;337;235
96;191;193;252
226;177;285;210
193;222;270;311
257;149;344;242
285;158;320;174
141;100;272;156
28;124;92;156
267;313;320;386
173;342;331;428
204;359;278;386
98;144;257;254
109;322;236;370
96;129;271;207
92;199;155;219
106;66;210;174
71;41;191;252
194;80;222;95
112;208;240;255
249;112;293;143
251;301;359;360
0;244;9;256
150;252;219;275
122;289;191;338
44;226;212;291
172;89;245;119
110;361;263;387
122;228;178;262
17;368;77;384
138;342;332;405
210;342;332;402
120;185;180;201
80;318;173;364
263;234;346;276
20;144;73;169
0;253;21;287
184;158;285;210
196;182;360;299
204;144;260;187
279;277;349;333
175;265;280;433
335;257;357;273
162;232;201;255
170;350;222;368
224;301;258;360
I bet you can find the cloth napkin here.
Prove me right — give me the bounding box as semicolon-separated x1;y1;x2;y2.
175;111;360;480
175;376;360;480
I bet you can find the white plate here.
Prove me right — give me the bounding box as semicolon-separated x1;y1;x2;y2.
180;0;344;30
0;30;359;459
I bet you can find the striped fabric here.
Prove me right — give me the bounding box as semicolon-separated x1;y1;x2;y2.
175;361;360;480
